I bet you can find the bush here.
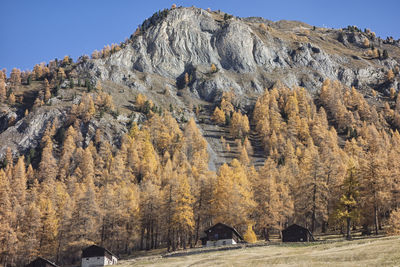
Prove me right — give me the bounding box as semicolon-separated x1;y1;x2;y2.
244;224;257;243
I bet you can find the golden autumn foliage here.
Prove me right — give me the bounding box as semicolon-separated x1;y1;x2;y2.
2;71;400;267
387;69;395;82
0;76;6;102
387;209;400;235
8;92;16;105
212;106;225;125
243;224;257;243
58;68;66;80
211;63;217;73
230;111;250;138
44;79;51;102
362;38;370;48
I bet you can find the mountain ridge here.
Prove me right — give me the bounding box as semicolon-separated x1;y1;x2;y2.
0;6;400;164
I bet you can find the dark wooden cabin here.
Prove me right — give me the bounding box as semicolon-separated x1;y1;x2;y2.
25;257;59;267
203;223;243;246
282;224;314;242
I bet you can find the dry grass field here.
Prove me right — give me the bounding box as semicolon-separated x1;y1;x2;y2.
117;235;400;267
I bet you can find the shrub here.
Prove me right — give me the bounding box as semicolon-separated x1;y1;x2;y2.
211;63;217;73
244;224;257;243
362;38;370;48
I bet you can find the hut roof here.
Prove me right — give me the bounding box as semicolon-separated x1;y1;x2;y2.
25;257;59;267
204;223;244;240
82;244;118;259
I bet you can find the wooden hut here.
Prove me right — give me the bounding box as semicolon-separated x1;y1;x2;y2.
25;257;59;267
282;224;314;242
81;245;118;267
203;223;243;247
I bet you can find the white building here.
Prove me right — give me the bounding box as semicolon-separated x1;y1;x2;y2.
81;245;118;267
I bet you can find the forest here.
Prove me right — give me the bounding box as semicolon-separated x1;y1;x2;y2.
1;63;400;266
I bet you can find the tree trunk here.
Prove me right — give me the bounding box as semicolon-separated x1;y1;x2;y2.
146;225;150;250
154;225;158;249
101;218;106;245
311;182;317;233
140;227;144;250
374;204;379;235
194;214;201;247
171;230;176;251
183;230;187;249
263;227;268;241
189;230;193;248
346;217;352;240
321;221;327;233
150;220;154;249
167;228;171;252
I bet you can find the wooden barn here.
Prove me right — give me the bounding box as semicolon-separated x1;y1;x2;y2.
282;224;315;242
81;245;118;267
202;223;244;247
25;257;59;267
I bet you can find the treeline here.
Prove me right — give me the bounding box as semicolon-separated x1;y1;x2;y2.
1;81;400;266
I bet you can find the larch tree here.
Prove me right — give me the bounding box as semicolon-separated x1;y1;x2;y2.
211;107;225;125
39;139;57;182
95;80;102;91
11;156;27;209
230;111;250;139
44;79;51;102
37;194;59;259
332;158;360;239
171;172;194;249
59;126;77;179
58;68;66;81
70;176;100;252
296;140;328;233
212;163;235;226
0;169;17;266
253;158;282;240
10;68;21;87
387;69;395;82
0;77;6;102
8;92;16;105
359;150;390;235
213;160;255;231
183;118;208;163
139;179;162;250
239;145;250;166
19;202;41;265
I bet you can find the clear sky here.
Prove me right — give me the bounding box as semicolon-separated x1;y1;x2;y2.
1;0;399;75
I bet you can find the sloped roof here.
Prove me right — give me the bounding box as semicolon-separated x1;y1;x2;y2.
82;244;118;259
204;223;244;240
25;257;59;267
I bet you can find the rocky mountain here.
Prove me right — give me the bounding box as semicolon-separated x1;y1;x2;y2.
1;6;400;168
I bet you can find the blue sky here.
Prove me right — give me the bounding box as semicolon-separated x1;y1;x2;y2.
1;0;399;74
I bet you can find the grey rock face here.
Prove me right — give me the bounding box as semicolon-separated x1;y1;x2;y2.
79;7;399;103
0;107;66;158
